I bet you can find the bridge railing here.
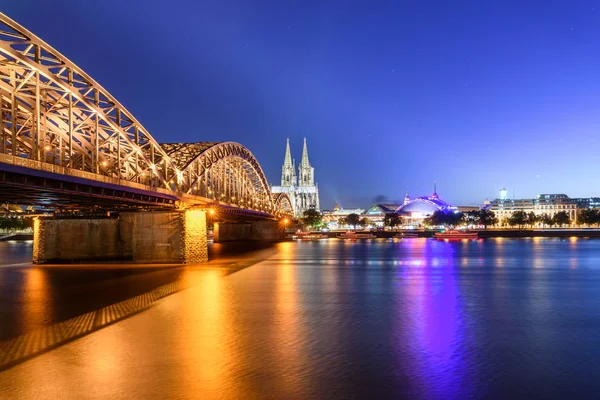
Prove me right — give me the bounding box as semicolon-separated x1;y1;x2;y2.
0;153;175;197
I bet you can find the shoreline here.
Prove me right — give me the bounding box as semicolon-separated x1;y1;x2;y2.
321;229;600;239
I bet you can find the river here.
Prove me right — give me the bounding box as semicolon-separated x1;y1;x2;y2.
1;237;600;399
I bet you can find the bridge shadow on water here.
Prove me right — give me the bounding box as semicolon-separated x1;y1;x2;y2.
208;241;280;275
0;278;187;372
0;241;278;372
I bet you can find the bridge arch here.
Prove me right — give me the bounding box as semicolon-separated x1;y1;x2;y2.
0;13;277;214
272;193;294;218
161;142;274;212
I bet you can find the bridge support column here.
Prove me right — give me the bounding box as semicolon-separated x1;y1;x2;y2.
33;217;128;263
32;210;208;264
214;220;284;243
121;210;208;264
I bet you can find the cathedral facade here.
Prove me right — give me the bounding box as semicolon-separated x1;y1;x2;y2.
271;138;320;218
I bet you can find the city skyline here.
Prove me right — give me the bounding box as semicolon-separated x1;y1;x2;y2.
6;1;600;207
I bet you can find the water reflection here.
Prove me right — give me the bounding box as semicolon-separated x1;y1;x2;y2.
3;239;600;398
23;268;53;332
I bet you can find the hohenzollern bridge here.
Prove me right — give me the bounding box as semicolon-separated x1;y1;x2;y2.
0;13;293;263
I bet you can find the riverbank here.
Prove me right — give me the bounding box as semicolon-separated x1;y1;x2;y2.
320;229;600;239
0;233;33;242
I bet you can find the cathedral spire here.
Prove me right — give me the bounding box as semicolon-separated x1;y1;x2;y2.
280;138;296;186
301;137;310;167
284;137;293;168
298;137;315;187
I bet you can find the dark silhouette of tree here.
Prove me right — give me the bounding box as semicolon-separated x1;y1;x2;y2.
0;217;29;232
464;210;480;226
345;213;361;229
359;218;372;228
383;212;402;229
508;211;527;228
578;209;599;226
553;211;571;227
302;208;323;230
539;213;553;228
526;212;538;227
426;210;464;228
478;209;498;229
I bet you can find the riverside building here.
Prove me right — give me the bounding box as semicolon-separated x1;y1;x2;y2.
487;190;578;224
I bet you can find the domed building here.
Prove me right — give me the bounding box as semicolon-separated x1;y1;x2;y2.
398;184;455;225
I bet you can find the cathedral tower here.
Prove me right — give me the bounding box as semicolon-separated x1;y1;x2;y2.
281;138;296;186
298;137;315;186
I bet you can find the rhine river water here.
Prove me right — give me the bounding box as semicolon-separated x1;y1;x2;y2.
2;237;600;399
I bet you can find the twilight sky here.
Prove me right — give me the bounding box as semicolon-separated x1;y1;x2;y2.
5;1;600;208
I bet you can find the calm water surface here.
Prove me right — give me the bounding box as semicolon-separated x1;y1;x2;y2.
2;237;600;399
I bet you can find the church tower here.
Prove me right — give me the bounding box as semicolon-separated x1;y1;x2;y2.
281;138;296;187
298;137;315;186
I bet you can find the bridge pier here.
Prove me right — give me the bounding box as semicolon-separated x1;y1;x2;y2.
33;210;208;264
214;220;284;243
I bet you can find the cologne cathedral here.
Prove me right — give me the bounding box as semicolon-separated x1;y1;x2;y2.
271;138;320;217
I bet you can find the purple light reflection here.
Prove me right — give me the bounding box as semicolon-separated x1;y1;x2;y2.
394;239;473;399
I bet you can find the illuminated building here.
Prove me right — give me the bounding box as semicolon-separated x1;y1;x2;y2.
397;184;456;225
361;204;402;227
322;203;366;229
271;138;320;217
499;186;508;200
488;191;577;225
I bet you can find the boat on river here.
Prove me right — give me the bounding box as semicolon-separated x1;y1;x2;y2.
338;231;377;240
434;230;478;239
393;232;419;239
293;232;328;240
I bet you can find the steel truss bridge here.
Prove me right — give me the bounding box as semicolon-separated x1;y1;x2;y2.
0;13;293;219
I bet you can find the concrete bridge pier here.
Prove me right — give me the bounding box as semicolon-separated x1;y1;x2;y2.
213;220;284;243
32;210;208;264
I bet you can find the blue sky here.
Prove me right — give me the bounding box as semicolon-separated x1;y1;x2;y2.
5;1;600;207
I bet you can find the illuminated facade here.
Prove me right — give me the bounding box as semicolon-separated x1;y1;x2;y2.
322;203;366;229
271;138;320;217
398;185;455;224
488;192;577;225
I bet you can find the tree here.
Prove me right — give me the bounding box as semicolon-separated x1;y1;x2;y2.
301;208;323;230
0;217;27;233
448;212;465;227
425;210;464;228
478;209;498;229
526;212;538;227
464;210;480;226
359;217;372;228
383;212;402;229
539;213;553;228
425;211;445;227
578;209;599;227
508;211;527;228
553;211;570;227
345;213;360;229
